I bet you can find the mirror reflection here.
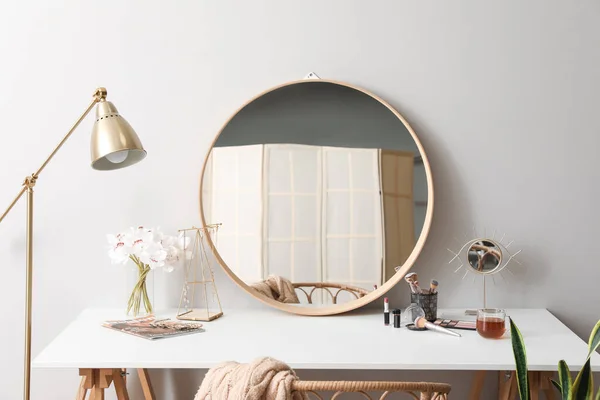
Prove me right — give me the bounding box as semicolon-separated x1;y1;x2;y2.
201;81;430;306
468;240;502;274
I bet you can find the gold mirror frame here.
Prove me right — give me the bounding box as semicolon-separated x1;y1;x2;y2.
466;239;503;275
199;79;434;316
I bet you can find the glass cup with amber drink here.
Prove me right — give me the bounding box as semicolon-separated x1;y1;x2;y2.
476;309;507;339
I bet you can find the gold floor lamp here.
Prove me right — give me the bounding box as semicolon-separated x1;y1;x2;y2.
0;87;146;400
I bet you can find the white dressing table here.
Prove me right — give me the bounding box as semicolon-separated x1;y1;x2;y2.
33;308;600;399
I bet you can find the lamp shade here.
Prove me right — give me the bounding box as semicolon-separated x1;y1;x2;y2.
90;100;146;170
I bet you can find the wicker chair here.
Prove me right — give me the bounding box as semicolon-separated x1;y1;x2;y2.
291;380;451;400
293;282;370;304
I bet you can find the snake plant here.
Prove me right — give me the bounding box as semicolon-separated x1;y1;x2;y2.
510;318;600;400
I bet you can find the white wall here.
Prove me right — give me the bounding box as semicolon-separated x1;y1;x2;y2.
0;1;599;398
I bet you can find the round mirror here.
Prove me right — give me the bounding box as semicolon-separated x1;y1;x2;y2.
467;240;502;274
200;79;434;315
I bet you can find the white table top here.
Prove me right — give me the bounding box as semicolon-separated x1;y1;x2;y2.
33;308;600;371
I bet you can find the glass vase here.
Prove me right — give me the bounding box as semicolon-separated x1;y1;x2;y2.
126;257;154;317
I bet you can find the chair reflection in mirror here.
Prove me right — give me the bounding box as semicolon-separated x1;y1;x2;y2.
248;275;371;305
292;282;369;305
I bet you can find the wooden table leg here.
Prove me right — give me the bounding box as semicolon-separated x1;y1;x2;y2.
544;388;557;399
93;386;104;400
113;369;130;400
529;371;541;400
78;368;131;400
92;369;114;400
468;370;486;400
498;371;515;400
79;369;94;400
540;371;556;400
138;368;156;400
497;370;556;400
508;377;518;400
76;376;89;400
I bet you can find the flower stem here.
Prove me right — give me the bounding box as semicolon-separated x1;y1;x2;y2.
127;258;153;316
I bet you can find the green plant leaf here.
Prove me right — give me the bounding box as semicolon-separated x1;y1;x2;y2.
510;318;530;400
596;388;600;400
557;360;572;400
551;379;562;392
572;359;593;400
587;320;600;360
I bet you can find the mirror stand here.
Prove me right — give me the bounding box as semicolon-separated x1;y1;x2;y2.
448;232;522;314
464;277;489;316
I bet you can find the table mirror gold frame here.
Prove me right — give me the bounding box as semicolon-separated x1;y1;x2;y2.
448;233;522;309
199;78;434;316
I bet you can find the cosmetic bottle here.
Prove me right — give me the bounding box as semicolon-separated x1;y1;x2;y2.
393;309;401;328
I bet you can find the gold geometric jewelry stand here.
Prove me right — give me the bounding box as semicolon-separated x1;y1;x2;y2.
176;224;223;322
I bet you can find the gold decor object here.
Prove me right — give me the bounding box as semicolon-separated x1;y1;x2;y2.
447;228;522;309
0;87;146;400
177;224;224;322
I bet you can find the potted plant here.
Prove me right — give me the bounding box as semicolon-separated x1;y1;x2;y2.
510;318;600;399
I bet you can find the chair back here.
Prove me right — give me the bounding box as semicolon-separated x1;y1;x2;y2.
292;380;451;399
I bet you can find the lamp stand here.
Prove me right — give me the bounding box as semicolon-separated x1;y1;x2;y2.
0;89;107;400
24;182;33;400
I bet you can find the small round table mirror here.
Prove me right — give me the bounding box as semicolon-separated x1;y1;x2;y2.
200;79;434;315
467;240;502;274
449;234;522;310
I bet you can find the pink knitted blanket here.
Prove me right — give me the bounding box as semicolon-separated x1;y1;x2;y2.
195;357;307;400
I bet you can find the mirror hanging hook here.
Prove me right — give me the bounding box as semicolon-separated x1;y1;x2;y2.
304;72;321;80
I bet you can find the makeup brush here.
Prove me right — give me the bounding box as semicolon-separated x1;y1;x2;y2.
406;272;423;294
414;280;423;294
415;316;461;337
414;283;422;294
430;279;439;294
404;273;418;293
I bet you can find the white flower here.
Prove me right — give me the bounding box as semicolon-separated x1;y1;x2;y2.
107;226;195;272
128;226;154;257
138;241;167;269
162;232;193;267
160;234;177;248
164;246;181;272
107;233;130;264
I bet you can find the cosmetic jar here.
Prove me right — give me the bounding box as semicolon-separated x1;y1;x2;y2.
402;303;425;327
